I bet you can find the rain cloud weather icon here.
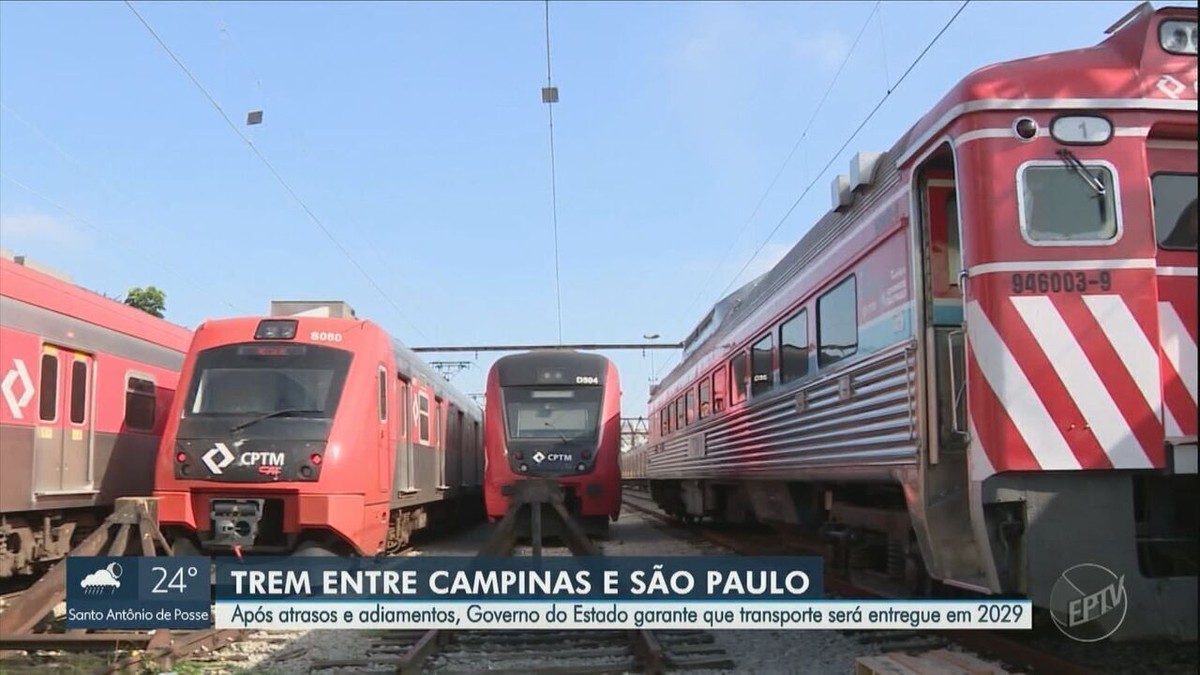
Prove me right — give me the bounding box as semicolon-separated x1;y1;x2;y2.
80;562;123;593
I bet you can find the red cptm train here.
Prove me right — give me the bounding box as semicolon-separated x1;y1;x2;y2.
154;301;483;557
483;350;622;535
0;253;191;578
624;4;1196;641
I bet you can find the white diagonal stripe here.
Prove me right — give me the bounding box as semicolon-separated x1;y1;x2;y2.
967;416;995;481
1082;295;1162;418
1159;302;1198;404
1012;296;1151;469
1165;407;1183;438
966;301;1079;470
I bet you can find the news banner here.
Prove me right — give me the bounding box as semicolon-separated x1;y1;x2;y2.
65;556;1031;631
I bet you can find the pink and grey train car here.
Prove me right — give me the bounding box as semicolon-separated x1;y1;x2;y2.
0;255;192;577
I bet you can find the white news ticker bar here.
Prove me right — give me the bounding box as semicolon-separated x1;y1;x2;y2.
216;600;1032;631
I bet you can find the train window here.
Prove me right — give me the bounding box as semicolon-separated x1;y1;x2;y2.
818;275;859;368
675;396;685;429
39;353;58;422
1153;173;1198;250
698;378;711;419
685;388;696;424
730;352;747;404
125;376;156;431
1019;161;1119;243
70;360;87;424
660;408;669;435
780;309;809;384
750;333;774;397
418;393;431;444
712;366;726;413
377;367;387;423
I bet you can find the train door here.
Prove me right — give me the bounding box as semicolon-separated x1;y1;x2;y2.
377;366;389;494
453;410;465;487
435;396;447;490
912;144;990;591
472;420;481;487
396;374;416;495
445;407;462;491
34;345;94;495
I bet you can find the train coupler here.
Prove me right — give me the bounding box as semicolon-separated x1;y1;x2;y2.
210;499;264;549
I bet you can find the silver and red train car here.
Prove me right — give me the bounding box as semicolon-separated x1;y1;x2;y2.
484;350;622;534
0;253;192;577
153;301;483;557
623;5;1197;640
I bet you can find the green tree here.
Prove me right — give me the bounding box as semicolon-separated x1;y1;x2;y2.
124;286;166;318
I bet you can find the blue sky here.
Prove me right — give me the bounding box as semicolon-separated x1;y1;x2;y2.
2;0;1192;419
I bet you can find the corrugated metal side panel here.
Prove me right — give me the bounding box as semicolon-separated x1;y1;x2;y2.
647;342;918;480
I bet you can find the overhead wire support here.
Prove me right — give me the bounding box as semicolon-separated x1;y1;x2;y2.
542;0;565;345
122;1;427;341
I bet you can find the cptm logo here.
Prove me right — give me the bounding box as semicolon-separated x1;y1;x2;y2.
1049;563;1128;642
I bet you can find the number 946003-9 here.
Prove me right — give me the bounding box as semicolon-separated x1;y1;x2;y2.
1011;271;1111;294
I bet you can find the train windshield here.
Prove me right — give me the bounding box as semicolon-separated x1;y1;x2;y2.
503;387;603;442
183;344;352;418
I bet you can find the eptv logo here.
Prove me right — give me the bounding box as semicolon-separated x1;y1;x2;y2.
1049;563;1128;642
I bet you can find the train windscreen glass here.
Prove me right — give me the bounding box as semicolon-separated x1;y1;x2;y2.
183;344;352;418
504;387;602;442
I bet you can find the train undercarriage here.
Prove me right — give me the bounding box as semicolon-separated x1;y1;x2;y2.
643;471;1198;642
0;509;105;579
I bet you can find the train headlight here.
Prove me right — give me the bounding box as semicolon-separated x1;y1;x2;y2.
1160;20;1198;55
576;463;587;472
519;464;529;473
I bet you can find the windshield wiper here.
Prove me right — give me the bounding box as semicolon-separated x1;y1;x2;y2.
1056;149;1106;196
543;421;571;444
230;409;323;433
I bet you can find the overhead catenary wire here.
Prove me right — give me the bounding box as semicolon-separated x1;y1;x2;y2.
544;0;564;345
670;1;881;333
208;15;451;341
654;0;972;382
0;171;248;314
707;0;972;310
122;0;428;341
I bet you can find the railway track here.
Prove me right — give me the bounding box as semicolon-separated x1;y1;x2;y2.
620;490;1102;675
302;628;733;674
359;480;735;674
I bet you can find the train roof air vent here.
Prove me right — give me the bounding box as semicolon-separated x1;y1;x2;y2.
831;175;853;212
6;252;73;282
269;300;357;319
849;152;883;192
